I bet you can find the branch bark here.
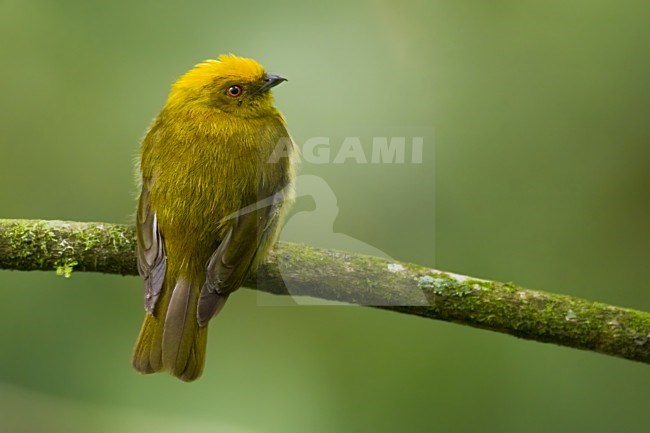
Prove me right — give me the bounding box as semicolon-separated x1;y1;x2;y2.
1;218;649;365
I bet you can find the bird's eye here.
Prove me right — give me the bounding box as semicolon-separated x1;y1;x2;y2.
227;85;242;97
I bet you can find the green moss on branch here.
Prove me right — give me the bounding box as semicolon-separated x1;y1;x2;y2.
1;218;649;365
0;219;137;276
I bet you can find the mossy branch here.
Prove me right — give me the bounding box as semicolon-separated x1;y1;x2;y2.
1;218;649;365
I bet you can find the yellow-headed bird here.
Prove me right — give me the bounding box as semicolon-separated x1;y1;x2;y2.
132;54;296;381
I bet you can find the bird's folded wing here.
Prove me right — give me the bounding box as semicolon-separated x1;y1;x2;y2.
136;179;167;314
197;189;286;325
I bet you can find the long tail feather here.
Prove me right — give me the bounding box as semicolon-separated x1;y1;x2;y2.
161;278;207;381
180;326;208;381
133;276;208;382
132;309;165;374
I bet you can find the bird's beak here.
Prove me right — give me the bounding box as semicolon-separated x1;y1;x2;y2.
258;74;288;93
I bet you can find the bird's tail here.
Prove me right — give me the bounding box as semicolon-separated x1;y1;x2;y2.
132;277;211;382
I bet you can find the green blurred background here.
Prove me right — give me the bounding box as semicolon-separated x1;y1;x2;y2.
1;0;649;432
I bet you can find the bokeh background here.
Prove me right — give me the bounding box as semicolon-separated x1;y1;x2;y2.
1;1;649;432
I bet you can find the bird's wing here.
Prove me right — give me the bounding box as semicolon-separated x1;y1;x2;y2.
196;187;287;325
136;179;167;314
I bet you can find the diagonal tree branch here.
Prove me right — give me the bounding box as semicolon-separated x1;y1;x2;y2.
1;218;649;365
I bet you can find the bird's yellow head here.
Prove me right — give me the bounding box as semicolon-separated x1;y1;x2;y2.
166;54;287;118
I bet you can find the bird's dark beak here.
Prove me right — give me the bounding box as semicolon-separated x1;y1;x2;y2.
259;74;287;93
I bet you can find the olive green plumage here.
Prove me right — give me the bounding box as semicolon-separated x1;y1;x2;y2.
132;54;295;382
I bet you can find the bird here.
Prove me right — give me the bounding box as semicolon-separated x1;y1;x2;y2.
131;54;296;382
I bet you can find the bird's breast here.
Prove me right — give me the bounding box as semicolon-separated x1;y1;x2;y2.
143;113;286;260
